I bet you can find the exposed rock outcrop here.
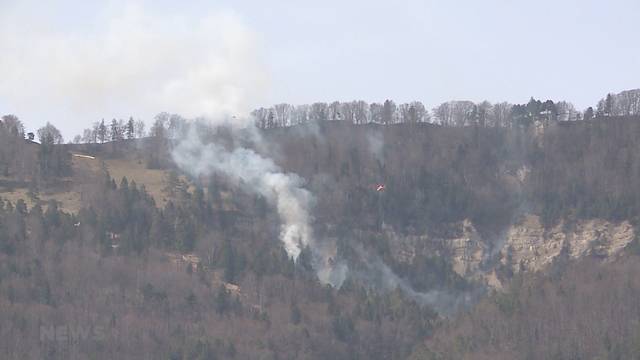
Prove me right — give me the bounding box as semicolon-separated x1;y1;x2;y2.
385;215;635;289
501;215;634;273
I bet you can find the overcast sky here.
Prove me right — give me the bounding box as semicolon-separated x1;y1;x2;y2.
1;0;639;138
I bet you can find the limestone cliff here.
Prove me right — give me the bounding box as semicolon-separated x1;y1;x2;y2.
501;215;634;273
386;215;635;289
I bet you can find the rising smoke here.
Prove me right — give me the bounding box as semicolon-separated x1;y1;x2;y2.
172;125;345;286
172;127;313;259
366;129;385;164
0;0;346;286
1;0;481;310
172;119;479;311
347;244;477;315
0;1;268;136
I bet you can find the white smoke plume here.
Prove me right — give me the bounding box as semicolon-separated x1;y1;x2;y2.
366;129;385;165
173;127;313;259
172;126;345;286
0;1;268;136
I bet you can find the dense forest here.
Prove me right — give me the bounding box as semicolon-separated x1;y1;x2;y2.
2;89;640;359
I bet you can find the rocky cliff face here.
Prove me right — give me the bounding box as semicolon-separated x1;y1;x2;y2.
386;219;487;277
386;215;635;289
501;215;634;273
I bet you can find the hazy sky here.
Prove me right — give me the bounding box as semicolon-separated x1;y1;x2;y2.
1;0;639;138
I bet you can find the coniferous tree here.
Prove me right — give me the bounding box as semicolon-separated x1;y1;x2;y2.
215;285;229;315
126;117;135;139
605;93;615;116
584;106;595;120
222;239;237;283
98;119;107;143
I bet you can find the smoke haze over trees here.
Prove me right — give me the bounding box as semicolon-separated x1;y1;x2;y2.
3;86;640;358
2;0;639;357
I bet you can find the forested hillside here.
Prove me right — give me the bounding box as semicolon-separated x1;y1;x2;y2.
2;89;640;359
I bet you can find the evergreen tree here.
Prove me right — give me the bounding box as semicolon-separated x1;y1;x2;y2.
290;303;302;324
126;117;135;139
605;93;615;116
186;291;197;309
110;119;122;142
98;119;107;143
175;210;195;252
584;106;595;121
215;285;229;315
222;239;237;283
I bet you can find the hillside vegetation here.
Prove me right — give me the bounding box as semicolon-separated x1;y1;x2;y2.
2;91;640;359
